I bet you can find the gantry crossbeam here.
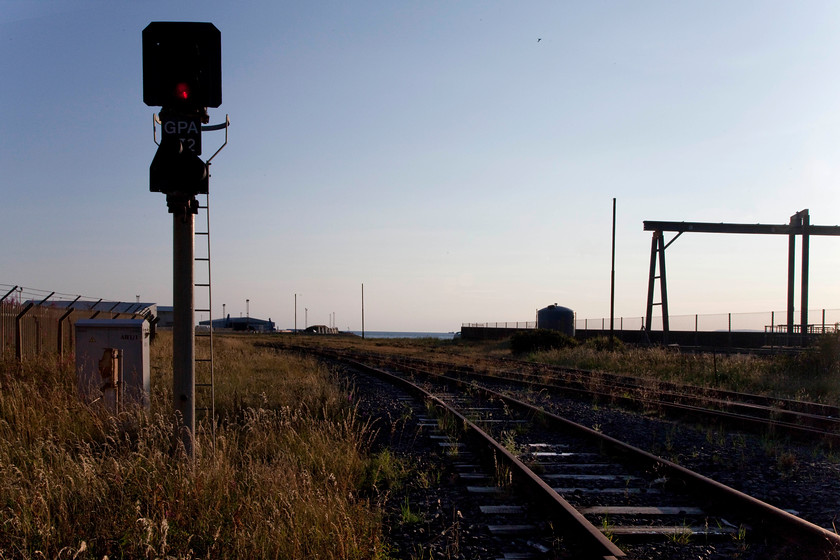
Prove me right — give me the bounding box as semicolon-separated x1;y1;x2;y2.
643;210;840;344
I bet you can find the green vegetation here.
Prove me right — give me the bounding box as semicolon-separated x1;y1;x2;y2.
0;334;391;559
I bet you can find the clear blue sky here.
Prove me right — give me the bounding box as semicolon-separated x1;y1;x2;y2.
3;1;840;332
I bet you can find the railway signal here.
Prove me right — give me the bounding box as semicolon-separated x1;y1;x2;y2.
142;22;221;110
143;22;219;211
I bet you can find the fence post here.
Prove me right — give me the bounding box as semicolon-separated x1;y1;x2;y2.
14;292;54;361
822;309;826;334
0;286;17;355
728;312;732;347
15;302;35;361
35;316;42;355
57;296;81;357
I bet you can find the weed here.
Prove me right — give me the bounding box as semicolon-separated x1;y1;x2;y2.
776;450;798;477
732;524;749;551
601;516;615;542
400;496;422;524
667;523;692;544
500;430;520;455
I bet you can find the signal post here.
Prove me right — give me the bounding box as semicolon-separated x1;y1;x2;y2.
142;22;222;459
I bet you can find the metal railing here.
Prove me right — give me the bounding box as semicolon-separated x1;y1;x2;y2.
578;309;840;334
461;321;537;329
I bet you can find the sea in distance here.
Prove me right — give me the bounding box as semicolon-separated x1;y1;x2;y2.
348;331;457;340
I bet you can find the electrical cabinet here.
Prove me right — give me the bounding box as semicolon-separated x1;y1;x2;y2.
75;319;150;409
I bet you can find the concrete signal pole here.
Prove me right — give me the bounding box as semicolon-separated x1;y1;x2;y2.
173;210;195;457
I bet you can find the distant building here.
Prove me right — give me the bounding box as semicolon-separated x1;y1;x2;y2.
304;324;338;334
157;306;174;327
199;315;275;332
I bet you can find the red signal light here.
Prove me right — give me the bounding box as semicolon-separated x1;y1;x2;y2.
175;82;190;100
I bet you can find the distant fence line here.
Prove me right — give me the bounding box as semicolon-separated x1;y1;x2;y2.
462;321;536;329
0;284;154;361
463;309;840;335
579;309;840;335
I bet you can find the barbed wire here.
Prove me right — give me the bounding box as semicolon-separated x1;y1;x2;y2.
0;283;146;307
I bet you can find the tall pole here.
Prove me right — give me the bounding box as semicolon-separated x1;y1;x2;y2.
361;283;365;339
294;293;297;333
801;210;810;343
787;213;797;341
610;198;616;348
173;211;195;459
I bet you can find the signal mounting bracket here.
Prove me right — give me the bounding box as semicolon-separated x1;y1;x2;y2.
153;113;230;163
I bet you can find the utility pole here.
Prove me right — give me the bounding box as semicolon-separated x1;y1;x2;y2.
610;198;616;348
361;283;365;339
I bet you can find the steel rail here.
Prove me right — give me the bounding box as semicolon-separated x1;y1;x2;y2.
344;358;625;560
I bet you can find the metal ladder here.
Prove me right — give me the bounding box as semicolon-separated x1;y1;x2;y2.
194;191;215;447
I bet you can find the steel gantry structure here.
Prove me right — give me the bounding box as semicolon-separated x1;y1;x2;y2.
644;209;840;344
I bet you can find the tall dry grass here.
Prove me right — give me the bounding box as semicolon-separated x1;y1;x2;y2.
0;333;387;559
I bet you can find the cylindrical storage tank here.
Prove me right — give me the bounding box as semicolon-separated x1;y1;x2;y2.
536;304;575;336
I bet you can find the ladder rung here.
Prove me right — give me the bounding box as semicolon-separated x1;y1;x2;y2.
198;205;208;209
195;283;211;287
196;308;211;313
196;232;209;235
196;358;212;363
195;257;210;261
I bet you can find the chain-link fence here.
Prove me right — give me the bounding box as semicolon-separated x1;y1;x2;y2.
0;285;155;361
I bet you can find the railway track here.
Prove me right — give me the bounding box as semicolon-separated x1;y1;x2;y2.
308;348;840;559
